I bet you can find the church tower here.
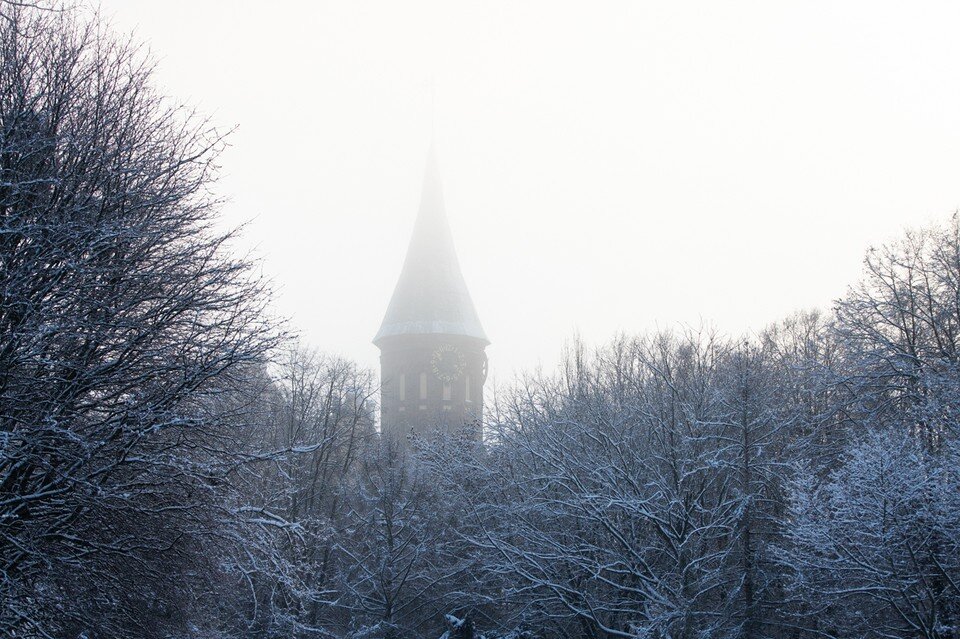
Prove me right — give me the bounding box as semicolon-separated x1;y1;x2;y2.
374;146;489;441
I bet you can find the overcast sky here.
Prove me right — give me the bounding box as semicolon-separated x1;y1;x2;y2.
99;0;960;383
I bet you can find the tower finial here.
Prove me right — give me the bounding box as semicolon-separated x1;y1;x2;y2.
429;74;436;142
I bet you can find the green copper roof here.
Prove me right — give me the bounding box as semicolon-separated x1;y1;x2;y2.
373;146;488;346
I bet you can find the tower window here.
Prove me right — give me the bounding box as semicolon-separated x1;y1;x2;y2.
443;381;451;401
399;374;406;401
465;375;472;402
419;372;427;400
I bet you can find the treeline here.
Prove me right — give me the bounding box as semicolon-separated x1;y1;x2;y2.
320;209;960;638
2;4;959;639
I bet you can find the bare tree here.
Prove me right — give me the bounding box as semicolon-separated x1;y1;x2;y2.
834;214;960;444
332;434;473;639
0;5;280;637
461;333;752;638
776;216;960;638
231;345;377;636
783;428;960;638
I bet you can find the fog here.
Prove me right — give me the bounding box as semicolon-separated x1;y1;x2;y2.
8;4;960;635
99;0;960;381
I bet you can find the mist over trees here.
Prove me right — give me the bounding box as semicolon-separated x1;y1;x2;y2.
2;3;959;639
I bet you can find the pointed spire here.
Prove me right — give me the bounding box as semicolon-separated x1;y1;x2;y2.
374;145;488;346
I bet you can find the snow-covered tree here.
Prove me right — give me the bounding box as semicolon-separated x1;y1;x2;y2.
333;434;470;639
782;428;960;638
464;333;757;637
834;214;960;443
0;5;280;636
777;215;960;638
232;346;377;636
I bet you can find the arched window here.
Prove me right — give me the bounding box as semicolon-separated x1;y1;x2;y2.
419;372;427;400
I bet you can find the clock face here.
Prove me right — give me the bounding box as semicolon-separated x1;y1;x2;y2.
431;344;466;383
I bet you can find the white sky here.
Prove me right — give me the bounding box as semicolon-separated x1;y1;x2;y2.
99;0;960;383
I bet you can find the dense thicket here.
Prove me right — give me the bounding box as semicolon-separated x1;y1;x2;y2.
3;4;959;639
